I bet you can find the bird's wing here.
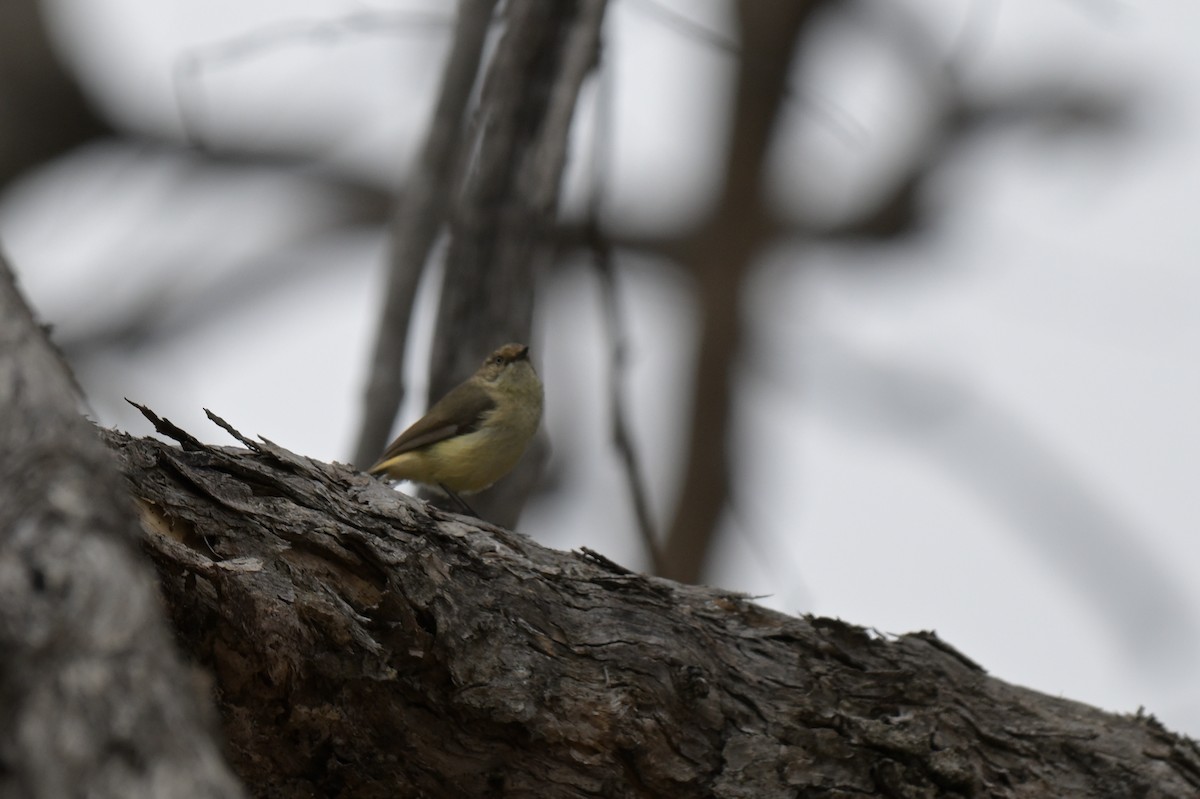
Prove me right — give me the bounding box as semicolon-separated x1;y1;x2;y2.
373;381;496;463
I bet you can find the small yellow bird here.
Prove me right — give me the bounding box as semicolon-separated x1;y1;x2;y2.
368;343;543;509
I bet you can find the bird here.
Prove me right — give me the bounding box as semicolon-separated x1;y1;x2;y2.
368;343;543;514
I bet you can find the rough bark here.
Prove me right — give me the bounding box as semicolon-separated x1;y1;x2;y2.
0;255;244;798
100;408;1200;798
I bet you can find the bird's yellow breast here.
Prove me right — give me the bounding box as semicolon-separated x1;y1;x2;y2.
378;371;543;494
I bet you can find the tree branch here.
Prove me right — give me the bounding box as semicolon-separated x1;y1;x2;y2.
101;411;1200;797
427;0;608;527
589;227;664;573
661;0;818;583
354;0;498;469
0;0;110;187
0;252;244;798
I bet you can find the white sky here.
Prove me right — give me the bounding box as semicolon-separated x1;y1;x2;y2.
4;0;1200;737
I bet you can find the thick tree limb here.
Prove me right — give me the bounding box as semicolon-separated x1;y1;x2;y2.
101;412;1200;797
0;253;244;798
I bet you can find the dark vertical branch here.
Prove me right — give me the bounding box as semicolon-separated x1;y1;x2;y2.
428;0;608;526
0;0;109;188
0;252;244;798
591;230;665;573
353;0;498;468
584;40;664;572
661;0;819;583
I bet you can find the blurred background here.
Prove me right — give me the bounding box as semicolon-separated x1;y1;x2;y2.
3;0;1199;736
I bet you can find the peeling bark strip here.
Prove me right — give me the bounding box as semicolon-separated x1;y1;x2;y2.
102;415;1200;797
0;256;244;798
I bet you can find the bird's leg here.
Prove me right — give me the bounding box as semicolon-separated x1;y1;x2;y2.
439;483;478;517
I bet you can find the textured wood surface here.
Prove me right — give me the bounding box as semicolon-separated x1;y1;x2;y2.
103;409;1200;798
0;258;244;799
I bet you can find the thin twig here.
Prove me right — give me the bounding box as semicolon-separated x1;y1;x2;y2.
172;10;452;149
591;233;665;575
586;42;664;574
627;0;738;53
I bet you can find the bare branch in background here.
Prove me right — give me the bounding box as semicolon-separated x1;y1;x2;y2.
0;0;110;187
551;0;1135;582
427;0;608;527
590;225;665;574
172;9;453;154
353;0;498;469
755;333;1200;673
582;38;663;572
660;0;819;584
628;0;739;53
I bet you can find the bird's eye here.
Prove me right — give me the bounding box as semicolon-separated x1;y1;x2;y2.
493;356;504;365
